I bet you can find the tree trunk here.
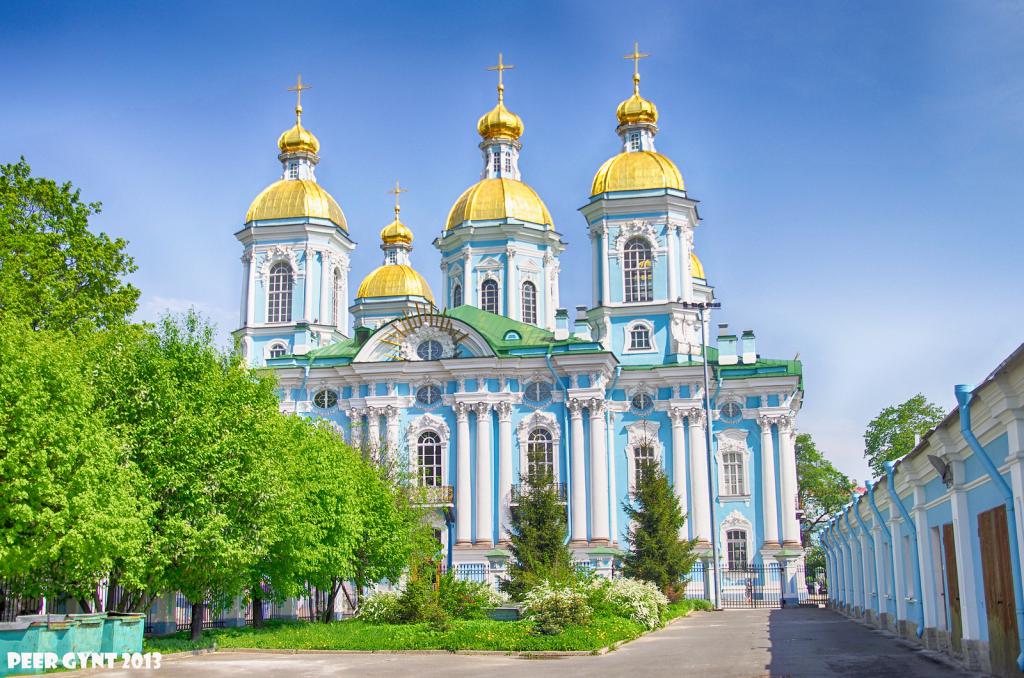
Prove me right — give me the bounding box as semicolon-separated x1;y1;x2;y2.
77;597;93;614
322;579;341;623
252;590;264;629
190;601;204;641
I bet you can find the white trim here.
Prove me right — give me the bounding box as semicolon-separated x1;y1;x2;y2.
407;413;451;486
721;510;755;569
264;340;289;360
623;319;657;354
611;220;663;258
716;427;752;498
516;410;561;481
625;419;664;494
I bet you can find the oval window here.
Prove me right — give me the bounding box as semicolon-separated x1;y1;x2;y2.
313;389;338;409
416;384;442;407
630;393;654;412
720;402;742;420
523;381;552;404
416;339;443;361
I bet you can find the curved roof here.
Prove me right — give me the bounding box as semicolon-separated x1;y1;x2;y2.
446;178;552;230
246;179;347;231
591;151;684;195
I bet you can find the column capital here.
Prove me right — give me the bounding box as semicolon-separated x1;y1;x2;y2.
383;404;398;420
687;407;706;427
669;406;688;426
569;397;585;417
495;400;513;421
473;401;492;417
588;398;607;416
758;413;781;431
776;414;795;434
455;401;470;422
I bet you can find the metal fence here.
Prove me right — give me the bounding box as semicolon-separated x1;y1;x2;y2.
719;563;783;609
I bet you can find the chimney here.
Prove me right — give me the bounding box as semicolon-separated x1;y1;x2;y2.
741;330;757;364
554;308;570;340
573;305;592;340
717;323;738;365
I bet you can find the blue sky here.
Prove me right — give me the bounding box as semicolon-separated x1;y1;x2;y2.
2;1;1021;481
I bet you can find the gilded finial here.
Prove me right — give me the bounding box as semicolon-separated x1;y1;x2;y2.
387;180;408;221
486;53;515;104
288;73;312;123
624;42;649;96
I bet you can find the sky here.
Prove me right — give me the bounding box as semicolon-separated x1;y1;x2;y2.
2;0;1021;482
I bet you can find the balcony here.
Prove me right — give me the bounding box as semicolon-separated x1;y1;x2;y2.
510;483;568;505
409;484;454;506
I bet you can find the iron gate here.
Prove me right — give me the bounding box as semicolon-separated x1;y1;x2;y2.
719;564;782;609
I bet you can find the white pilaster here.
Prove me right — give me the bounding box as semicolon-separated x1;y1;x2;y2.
778;417;801;547
239;251;252;328
497;402;513;542
303;247;314;323
911;486;937;629
569;399;587;543
871;525;889;620
600;226;610;305
455;403;471;544
246;251;256;326
688;409;711;545
889;515;908;622
385;406;399;457
589;399;610;543
950;471;981;640
475;402;493;546
682;228;695;302
759;415;780;547
669;407;688;539
367;408;381;456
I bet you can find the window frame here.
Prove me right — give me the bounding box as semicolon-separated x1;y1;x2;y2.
267;261;294;324
521;280;537;324
415;384;442;408
267;342;288;359
480;278;499;314
312;388;338;409
525;427;555;481
726;529;749;570
451;282;463;308
416;431;443;488
523;380;553;405
624;320;657;354
622;237;654;303
416;339;443;361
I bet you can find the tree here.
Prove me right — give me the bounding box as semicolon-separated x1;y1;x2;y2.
864;394;945;477
796;433;852;546
622;462;698;593
503;459;575;600
0;158;139;332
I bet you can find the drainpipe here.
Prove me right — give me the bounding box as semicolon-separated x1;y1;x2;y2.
955;384;1024;671
852;493;878;616
867;480;897;621
884;461;925;638
844;509;865;612
604;365;622;546
546;347;573;546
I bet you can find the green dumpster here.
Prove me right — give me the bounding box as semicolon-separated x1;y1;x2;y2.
100;613;145;655
0;620;41;677
67;613;106;656
9;616;77;676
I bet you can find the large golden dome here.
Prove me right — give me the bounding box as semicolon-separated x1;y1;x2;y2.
477;102;524;140
356;264;434;302
246;179;347;231
446;178;552;230
690;252;705;279
380;218;413;245
591;151;684;195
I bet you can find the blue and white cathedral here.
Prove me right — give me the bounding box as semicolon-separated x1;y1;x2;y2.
233;52;806;600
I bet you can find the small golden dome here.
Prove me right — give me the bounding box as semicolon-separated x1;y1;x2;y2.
477;102;524;140
690;252;705;279
246;179;347;231
356;264;434;302
616;92;658;126
446;178;552;230
591;151;684;195
380;218;413;245
277;116;320;155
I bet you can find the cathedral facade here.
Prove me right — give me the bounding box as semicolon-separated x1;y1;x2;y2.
233;53;805;598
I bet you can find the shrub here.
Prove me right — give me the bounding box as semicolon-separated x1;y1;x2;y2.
599;577;669;630
438;572;506;620
522;581;593;635
357;591;400;624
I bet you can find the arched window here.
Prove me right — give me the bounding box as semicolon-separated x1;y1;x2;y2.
629;324;652;351
268;343;287;359
526;428;554;481
727;529;748;570
722;451;746;496
521;281;537;324
267;262;293;323
451;282;463;308
623;237;653;303
332;268;342;326
417;431;443;487
633;444;657;488
480;278;499;314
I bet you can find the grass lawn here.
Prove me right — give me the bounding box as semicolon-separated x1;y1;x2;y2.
145;599;711;655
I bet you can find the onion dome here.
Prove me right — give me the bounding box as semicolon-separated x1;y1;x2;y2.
380;217;413;245
690;252;705;279
446;177;552;230
278;116;320;155
478;102;524;140
356;265;434;302
616;88;658;127
246;179;347;231
591;151;684;195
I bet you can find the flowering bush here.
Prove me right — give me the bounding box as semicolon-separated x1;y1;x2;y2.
522;580;593;635
356;591;401;624
438;572;507;619
589;577;669;630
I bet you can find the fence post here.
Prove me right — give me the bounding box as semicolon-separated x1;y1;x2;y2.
149;592;177;636
225;596;245;627
282;596;299;622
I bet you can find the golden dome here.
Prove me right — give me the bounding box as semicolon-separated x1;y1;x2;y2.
446;178;552;230
380;218;413;245
690;252;705;279
277;118;320;155
246;179;347;231
591;151;684;195
616;93;658;126
477;102;524;140
356;264;434;302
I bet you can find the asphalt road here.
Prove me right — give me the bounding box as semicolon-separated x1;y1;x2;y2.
74;607;977;677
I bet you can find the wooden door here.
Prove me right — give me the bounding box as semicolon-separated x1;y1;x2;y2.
942;522;963;654
978;504;1020;677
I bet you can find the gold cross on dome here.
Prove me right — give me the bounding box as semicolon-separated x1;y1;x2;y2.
387;180;408;218
624;42;649;93
288;74;312;116
486;53;515;102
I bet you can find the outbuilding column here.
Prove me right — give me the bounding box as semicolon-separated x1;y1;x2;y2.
758;415;780;548
687;409;711;546
950;465;981;641
497;402;513;543
474;402;493;546
455;403;472;544
589;399;610;544
889;515;908;623
669;408;689;539
569;399;588;543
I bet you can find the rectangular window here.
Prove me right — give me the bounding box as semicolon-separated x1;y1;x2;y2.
504;152;512;173
629;132;641;151
722;451;746;495
727;530;747;570
629;325;651;350
493;152;501;173
385;250;397;265
287;162;299;179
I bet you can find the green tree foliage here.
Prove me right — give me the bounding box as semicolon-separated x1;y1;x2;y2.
795;433;852;546
622;462;698;593
864;394;945;477
0;319;148;607
504;462;575;600
0;158;139;332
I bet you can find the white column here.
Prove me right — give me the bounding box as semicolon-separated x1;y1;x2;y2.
303;247;314;322
588;399;610;543
682;228;695;302
346;408;364;449
777;417;801;547
666;224;679;301
759;415;780;548
569;399;588;543
385;406;399;462
871;525;889;620
463;252;474;307
858;525;875;614
497;402;513;543
950;471;981;640
474;402;493;546
455;403;472;544
600;226;611;304
367;407;380;456
911;486;937;630
687;409;711;545
889;515;908;623
246;251;257;326
590;230;600;307
505;248;516;321
318;252;329;324
669;408;688;539
239;251;252;328
338;260;349;333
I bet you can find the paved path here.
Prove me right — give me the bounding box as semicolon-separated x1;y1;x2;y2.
86;608;975;677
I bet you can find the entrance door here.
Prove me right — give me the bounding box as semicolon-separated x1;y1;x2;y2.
978;504;1020;677
942;522;963;655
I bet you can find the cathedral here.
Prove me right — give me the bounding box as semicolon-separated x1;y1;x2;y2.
233;49;805;599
